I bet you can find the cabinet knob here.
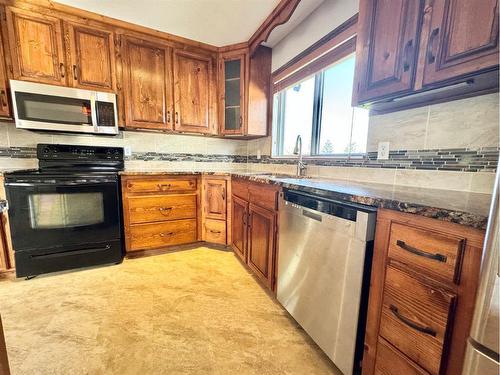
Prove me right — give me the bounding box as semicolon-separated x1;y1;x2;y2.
72;65;78;80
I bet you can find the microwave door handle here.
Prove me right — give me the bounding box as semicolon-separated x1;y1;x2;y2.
90;92;98;131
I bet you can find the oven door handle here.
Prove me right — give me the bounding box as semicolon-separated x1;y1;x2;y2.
5;181;117;187
31;245;112;259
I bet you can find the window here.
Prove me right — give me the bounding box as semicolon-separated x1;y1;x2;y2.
272;54;369;157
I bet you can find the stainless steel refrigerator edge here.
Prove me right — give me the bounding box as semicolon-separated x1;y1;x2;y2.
463;167;500;375
277;189;376;375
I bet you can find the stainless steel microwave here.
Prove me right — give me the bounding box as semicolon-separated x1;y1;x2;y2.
10;80;119;135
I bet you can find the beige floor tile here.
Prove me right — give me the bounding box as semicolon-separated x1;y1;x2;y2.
0;247;340;375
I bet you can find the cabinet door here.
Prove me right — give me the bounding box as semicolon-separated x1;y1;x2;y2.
122;36;173;130
0;20;10;118
173;50;212;133
219;52;246;135
419;0;499;87
232;195;248;262
5;7;66;85
353;0;424;104
0;214;9;271
247;203;275;289
203;179;226;220
65;22;116;91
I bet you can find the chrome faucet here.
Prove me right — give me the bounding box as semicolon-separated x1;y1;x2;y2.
293;135;306;177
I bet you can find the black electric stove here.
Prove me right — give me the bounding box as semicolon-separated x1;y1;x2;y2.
4;144;125;278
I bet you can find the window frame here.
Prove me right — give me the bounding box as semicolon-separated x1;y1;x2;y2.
270;19;362;159
272;51;365;158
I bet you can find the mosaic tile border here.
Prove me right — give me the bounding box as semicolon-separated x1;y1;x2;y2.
250;147;500;172
0;146;498;172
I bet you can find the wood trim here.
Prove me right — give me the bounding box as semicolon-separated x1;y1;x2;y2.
0;0;219;51
0;177;13;269
0;316;9;375
273;37;356;93
272;13;358;81
248;0;301;55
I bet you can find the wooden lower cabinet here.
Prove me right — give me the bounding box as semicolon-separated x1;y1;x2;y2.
0;212;10;271
363;209;485;375
231;194;248;261
247;203;276;289
201;176;230;245
231;178;279;292
121;175;201;252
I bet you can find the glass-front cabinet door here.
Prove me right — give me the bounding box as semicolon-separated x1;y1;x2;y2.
219;52;246;135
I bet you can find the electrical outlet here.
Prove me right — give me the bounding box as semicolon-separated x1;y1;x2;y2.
257;149;261;160
124;146;132;157
377;142;390;160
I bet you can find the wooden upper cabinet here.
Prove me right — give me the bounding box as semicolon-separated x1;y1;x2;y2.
246;46;271;137
203;179;227;220
65;22;116;91
419;0;499;87
122;36;173;130
5;7;66;85
173;49;213;134
219;50;246;135
0;20;10;118
353;0;424;103
247;203;276;289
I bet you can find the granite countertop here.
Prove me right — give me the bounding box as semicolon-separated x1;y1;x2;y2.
119;171;231;176
122;171;491;229
3;168;492;229
268;177;491;229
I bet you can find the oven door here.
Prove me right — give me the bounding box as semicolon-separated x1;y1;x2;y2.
5;179;121;252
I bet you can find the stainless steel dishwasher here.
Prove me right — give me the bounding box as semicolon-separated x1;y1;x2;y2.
277;189;376;375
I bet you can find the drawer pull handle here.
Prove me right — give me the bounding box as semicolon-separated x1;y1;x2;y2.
157;183;172;190
209;230;221;234
390;305;437;337
159;207;173;215
159;232;174;237
427;27;440;64
396;240;447;262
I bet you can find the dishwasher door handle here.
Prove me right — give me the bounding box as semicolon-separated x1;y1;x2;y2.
302;209;322;222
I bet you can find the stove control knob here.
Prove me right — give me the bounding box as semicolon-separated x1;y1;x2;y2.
42;146;51;154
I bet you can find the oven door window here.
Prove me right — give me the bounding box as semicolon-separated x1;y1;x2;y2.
29;192;104;229
15;92;92;126
5;181;120;251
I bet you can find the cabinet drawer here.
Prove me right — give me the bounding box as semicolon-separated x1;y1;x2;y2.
125;178;197;194
375;337;429;375
128;195;196;224
388;222;464;284
248;184;278;211
129;219;197;251
379;266;455;375
204;219;226;245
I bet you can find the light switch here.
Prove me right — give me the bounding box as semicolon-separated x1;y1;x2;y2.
377;142;390;160
257;149;261;160
124;146;132;157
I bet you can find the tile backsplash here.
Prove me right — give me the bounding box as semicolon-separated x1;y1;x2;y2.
0;92;498;194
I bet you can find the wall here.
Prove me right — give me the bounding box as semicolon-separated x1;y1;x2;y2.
271;0;359;71
246;93;499;193
0;121;248;173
